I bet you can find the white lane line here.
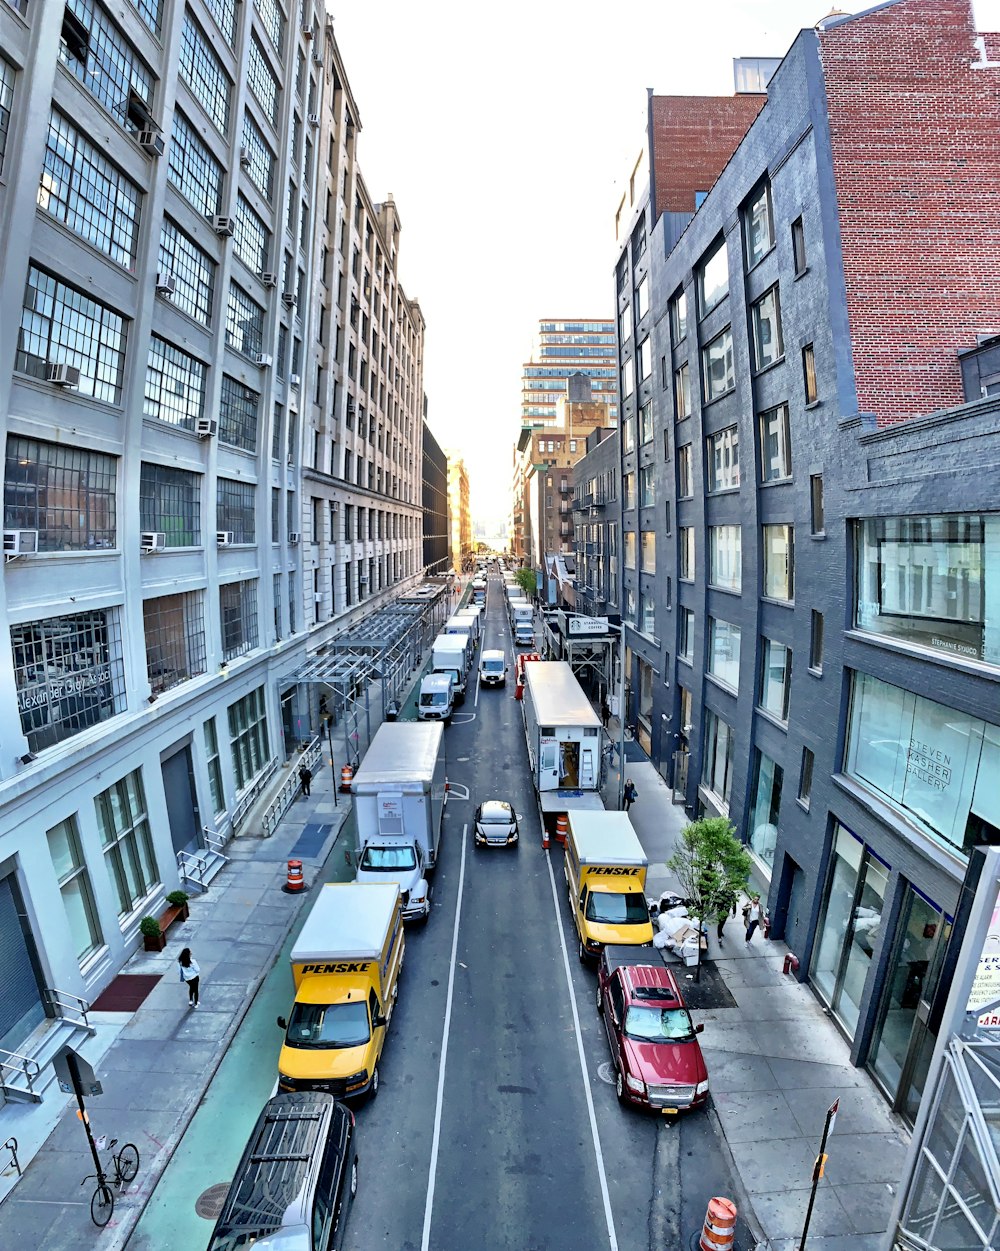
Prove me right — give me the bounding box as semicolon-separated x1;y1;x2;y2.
421;822;468;1251
543;850;620;1251
474;665;481;706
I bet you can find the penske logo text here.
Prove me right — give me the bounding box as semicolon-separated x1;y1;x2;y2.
594;866;641;877
301;961;373;975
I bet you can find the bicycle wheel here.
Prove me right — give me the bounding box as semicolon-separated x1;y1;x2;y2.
117;1143;140;1184
90;1182;115;1228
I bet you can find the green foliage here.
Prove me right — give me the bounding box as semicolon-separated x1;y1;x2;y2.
139;915;162;937
166;890;189;906
666;817;752;922
514;567;536;597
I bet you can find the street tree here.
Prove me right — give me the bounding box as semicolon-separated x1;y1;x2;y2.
665;817;752;980
514;567;536;599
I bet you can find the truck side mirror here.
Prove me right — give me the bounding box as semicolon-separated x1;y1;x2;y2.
373;1011;387;1028
695;1023;705;1034
277;1016;288;1030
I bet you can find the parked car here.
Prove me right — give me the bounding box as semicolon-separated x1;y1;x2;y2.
596;946;709;1114
474;799;519;849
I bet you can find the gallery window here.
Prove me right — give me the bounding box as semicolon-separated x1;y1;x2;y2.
143;591;207;693
707;618;741;690
4;437;116;551
47;816;102;962
95;769;159;919
748;751;782;872
698;236;729;315
702;710;735;808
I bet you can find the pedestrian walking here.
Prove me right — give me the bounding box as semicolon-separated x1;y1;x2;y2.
743;894;763;945
600;697;611;729
716;891;737;944
298;764;312;797
623;778;638;812
178;947;200;1008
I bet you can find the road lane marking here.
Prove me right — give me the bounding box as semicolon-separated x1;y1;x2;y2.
474;665;481;706
543;850;620;1251
421;822;468;1251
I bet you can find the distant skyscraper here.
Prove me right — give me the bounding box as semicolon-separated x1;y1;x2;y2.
520;320;619;428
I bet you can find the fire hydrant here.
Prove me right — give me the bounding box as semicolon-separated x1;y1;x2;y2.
783;952;800;976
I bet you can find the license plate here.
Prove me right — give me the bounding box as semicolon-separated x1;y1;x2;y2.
660;1108;678;1115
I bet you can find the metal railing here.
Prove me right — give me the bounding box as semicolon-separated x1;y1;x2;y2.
177;849;215;889
261;738;324;839
44;987;92;1032
231;758;279;832
0;1050;41;1101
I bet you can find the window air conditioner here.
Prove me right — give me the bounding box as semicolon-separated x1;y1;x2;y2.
314;593;323;604
141;531;167;553
210;215;234;236
3;529;39;557
156;272;176;296
346;398;356;414
288;532;301;544
255;352;273;367
138;130;165;157
311;49;322;65
358;574;369;583
288;373;301;387
217;531;234;547
301;23;314;38
239;146;252;169
47;363;81;388
281;291;297;308
195;417;217;438
259;271;278;287
307;113;320;127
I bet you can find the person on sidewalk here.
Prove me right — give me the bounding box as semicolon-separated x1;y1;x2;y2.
743;895;763;945
601;697;611;729
716;890;738;945
298;765;312;797
178;947;200;1008
623;778;638;812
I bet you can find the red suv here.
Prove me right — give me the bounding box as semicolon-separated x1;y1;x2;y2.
597;946;709;1114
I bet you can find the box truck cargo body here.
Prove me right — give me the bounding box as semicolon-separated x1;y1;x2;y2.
432;633;471;699
522;662;602;797
564;812;653;959
352;722;447;872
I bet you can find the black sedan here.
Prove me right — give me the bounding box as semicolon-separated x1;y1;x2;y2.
474;800;519;849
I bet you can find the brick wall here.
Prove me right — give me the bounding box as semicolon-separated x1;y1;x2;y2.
819;0;1000;425
651;95;765;215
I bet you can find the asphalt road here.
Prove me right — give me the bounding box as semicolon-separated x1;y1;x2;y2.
346;577;744;1251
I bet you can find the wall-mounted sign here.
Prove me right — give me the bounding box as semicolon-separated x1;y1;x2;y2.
968;880;1000;1029
568;616;608;636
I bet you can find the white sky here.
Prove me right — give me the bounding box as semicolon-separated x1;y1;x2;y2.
329;0;1000;531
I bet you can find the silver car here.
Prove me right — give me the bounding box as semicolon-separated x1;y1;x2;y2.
474;800;519;849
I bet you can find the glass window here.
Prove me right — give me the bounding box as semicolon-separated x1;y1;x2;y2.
204;718;225;814
759;638;792;722
38;111;142;268
217;478;255;542
0;54;13;176
624;531;636;569
47;816;102;962
638;400;653;445
621;360;634;401
4;437;116;551
641;530;655;573
233;194;270;274
636;274;649;320
168;110;224;217
143;591;206;693
798;747;814;806
179;9;231;133
623;472;635;511
709;525;742;592
158;218;215;325
247;32;280;127
792;216;807;276
803;343;818;403
749;751;782;871
702;328;735;402
140;463;201;546
679;607;694;662
623;416;635;454
17;266;127;404
669;290;687;345
745;183;775;267
679;527;695;581
674;362;691;419
698;237;729;315
59;0;153;133
639;465;655;508
677;444;693;497
752;286;784;370
202;0;236;43
810;610;824;672
241;112;275;200
708;618;741;689
144;336;206;429
225;283;265;357
255;0;285;53
639;589;655;636
625;585;637;624
854;515;998;668
845;672;1000;859
707;426;740;492
219;375;260;452
759;403;792;481
638;337;652;382
810;474;825;534
763;524;794;600
220;579;260;660
619;302;632;347
94;772;159;923
702;710;735;807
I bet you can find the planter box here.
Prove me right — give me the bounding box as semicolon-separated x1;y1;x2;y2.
143;930;167;952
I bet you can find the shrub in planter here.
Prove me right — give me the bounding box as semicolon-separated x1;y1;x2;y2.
139;915;166;951
165;890;189;906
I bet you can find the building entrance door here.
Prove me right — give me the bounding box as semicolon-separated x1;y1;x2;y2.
0;872;47;1052
161;744;201;859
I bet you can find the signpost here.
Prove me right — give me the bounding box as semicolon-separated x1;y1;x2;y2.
799;1098;839;1250
53;1047;104;1182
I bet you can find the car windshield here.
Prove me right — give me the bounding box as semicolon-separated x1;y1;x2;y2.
479;803;512;823
586;891;649;925
284;1001;370;1049
483;659;504;673
419;691;448;707
624;1005;697;1042
359;845;416;870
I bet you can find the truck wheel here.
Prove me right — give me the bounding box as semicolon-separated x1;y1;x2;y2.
369;1066;380;1100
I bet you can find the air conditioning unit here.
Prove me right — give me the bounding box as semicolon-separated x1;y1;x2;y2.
140;531;167;553
3;529;39;557
300;22;314;38
288;532;301;544
239;146;252;169
47;363;81;388
259;271;278;287
195;417;217;438
255;352;273;367
311;48;322;64
217;531;234;547
155;272;176;296
288;373;301;387
138;130;165;157
346;398;356;415
307;113;320;127
358;574;369;584
210;215;233;236
281;291;297;308
314;593;323;604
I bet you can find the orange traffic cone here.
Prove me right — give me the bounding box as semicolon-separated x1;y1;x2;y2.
699;1197;737;1251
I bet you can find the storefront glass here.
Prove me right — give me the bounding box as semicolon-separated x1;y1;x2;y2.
748;750;782;872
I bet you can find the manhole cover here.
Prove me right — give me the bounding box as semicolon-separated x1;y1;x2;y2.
597;1062;615;1085
196;1183;230;1220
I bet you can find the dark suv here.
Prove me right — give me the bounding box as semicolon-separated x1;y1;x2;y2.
206;1092;357;1251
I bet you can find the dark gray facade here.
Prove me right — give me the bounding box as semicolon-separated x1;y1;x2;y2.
613;26;1000;1116
421;421;450;574
571;427;619;619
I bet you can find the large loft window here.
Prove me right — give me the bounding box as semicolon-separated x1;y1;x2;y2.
139;463;201;546
217;477;255;542
240;112;275;201
247;32;280;127
178;9;231;134
233;193;270;274
144;336;206;429
143;591;206;693
225;282;265;358
228;685;269;788
218;375;260;452
4;436;116;551
95;770;159;918
59;0;154;135
158;217;215;325
220;579;259;659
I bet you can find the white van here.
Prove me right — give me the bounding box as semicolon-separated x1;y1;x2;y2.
480;649;507;687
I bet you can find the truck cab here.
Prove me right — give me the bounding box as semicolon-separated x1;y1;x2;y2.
480;649;507;687
355;841;430;921
417;672;453;722
514;619;535;648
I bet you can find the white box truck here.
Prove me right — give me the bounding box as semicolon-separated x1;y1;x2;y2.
453;605;482;644
432;633;470;700
444;615;476;652
352;722;447;920
512;602;534;647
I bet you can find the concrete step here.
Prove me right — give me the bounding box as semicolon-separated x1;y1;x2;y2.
178;846;229;892
1;1018;89;1104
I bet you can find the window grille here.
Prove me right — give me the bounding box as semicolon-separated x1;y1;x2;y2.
144;336;207;428
139;463;201;545
220;579;259;660
217;477;255;541
143;591;207;693
4;436;116;551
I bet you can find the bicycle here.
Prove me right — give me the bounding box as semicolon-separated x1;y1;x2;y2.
82;1137;140;1228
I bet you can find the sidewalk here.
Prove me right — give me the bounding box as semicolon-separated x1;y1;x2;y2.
625;760;909;1251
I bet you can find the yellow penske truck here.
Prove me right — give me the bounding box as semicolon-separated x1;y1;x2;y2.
564;810;654;962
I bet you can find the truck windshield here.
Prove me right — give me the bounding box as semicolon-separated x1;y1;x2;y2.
483;659;504;674
419;691;448;707
624;1005;697;1042
586;891;649;925
359;845;417;870
284;1001;370;1049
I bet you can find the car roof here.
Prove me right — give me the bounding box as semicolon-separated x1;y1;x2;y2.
618;963;685;1006
478;800;512;817
482;649;505;660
